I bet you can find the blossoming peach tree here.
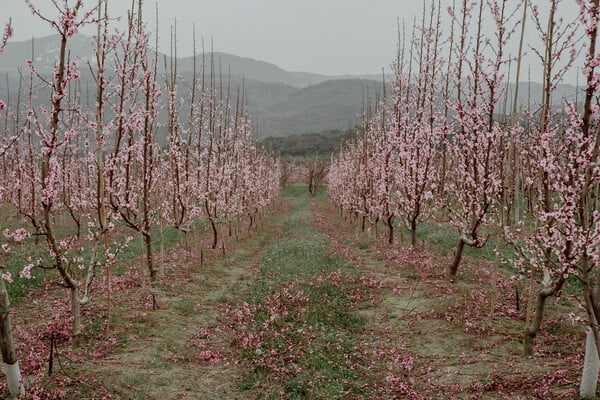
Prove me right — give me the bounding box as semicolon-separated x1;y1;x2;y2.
0;16;25;397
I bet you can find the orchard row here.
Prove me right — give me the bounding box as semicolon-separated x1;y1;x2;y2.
328;0;600;382
0;1;282;394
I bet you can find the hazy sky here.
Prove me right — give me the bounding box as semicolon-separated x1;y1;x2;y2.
3;0;418;76
1;0;585;81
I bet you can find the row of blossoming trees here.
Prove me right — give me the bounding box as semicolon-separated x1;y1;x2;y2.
329;0;600;382
0;1;281;395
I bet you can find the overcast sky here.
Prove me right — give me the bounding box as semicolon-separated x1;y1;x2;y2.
2;0;585;82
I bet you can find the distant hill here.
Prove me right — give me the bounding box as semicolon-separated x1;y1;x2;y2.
503;81;580;111
172;53;331;88
0;34;388;138
288;71;331;87
257;79;387;137
0;35;327;88
262;129;355;158
0;34;94;73
0;34;583;141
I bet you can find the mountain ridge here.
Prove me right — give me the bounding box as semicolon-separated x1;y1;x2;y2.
0;34;363;89
0;34;387;137
0;34;583;138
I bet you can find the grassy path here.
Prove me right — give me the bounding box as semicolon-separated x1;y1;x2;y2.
228;184;369;399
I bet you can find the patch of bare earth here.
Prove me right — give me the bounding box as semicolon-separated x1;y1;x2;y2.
310;199;582;399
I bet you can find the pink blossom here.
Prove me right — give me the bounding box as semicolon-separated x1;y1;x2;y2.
1;272;13;283
19;264;33;280
0;20;13;55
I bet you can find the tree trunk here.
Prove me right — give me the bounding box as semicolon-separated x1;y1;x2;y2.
143;232;157;281
209;217;218;249
74;217;81;239
184;230;189;263
523;292;547;356
524;275;566;356
410;217;417;248
386;216;394;245
71;285;81;337
0;279;24;396
447;239;465;281
159;221;165;276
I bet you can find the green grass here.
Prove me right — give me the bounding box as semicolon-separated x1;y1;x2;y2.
394;220;584;295
0;210;200;303
177;296;196;316
395;221;512;262
239;183;367;399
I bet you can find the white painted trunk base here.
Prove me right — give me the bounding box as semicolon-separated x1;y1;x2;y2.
580;329;600;399
3;361;24;396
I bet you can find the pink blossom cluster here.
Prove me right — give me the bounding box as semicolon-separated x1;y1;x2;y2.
3;228;28;243
0;20;12;114
0;20;12;55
